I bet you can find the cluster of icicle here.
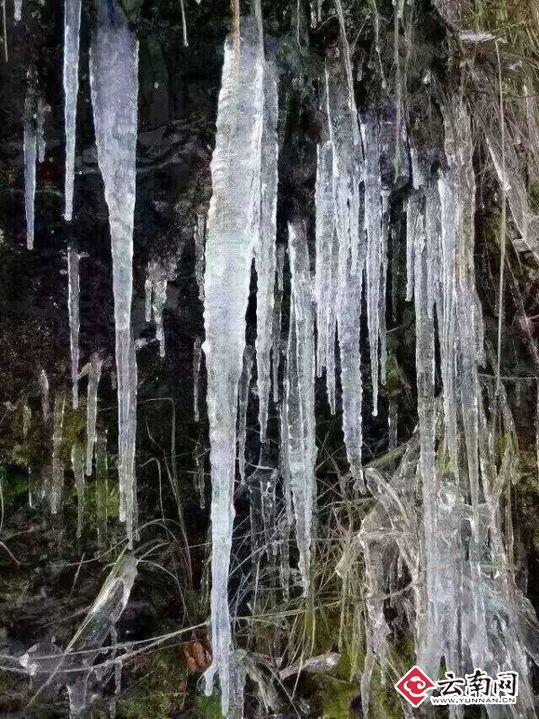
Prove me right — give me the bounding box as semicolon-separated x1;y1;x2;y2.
202;13;393;714
202;19;539;719
335;97;539;718
20;0;139;543
23;0;140;544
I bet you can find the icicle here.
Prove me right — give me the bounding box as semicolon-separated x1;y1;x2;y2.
255;62;279;444
152;277;167;358
145;258;176;358
14;0;21;22
193;336;202;422
179;0;188;47
314;141;338;411
63;0;82;221
271;244;285;403
90;0;139;546
237;346;254;483
71;441;85;538
23;85;37;250
85;353;102;476
22;401;31;439
325;56;362;277
202;19;264;713
285;221;316;595
39;368;50;422
337;250;364;491
68;246;80;409
50;392;66;514
360;113;384;417
144;276;152;323
95;428;108;547
36;97;46;163
194;213;206;302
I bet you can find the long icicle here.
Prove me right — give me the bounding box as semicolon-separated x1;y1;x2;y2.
90;0;139;547
202;19;264;714
255;62;279;444
63;0;82;221
68;246;80;409
23;84;37;250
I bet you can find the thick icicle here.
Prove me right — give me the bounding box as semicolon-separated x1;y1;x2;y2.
14;0;22;22
90;0;139;546
85;353;102;476
68;246;80;409
285;221;316;594
63;0;82;221
255;63;279;444
50;392;66;514
202;20;264;714
23;86;37;250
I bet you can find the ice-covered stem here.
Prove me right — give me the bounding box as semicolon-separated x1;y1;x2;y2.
255;62;279;444
23;84;37;250
285;221;316;595
63;0;82;221
85;352;102;476
90;0;139;547
202;19;264;714
68;246;80;409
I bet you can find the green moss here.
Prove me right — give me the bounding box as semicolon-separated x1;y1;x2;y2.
116;649;186;719
193;694;223;719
